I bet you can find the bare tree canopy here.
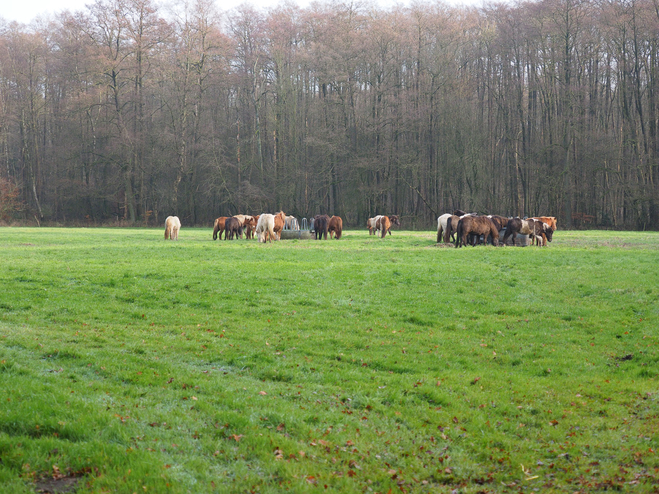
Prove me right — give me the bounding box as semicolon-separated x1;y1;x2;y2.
1;0;658;229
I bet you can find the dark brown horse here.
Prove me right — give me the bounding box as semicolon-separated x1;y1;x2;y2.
314;214;330;240
488;215;509;232
456;216;499;248
224;217;243;240
445;215;460;243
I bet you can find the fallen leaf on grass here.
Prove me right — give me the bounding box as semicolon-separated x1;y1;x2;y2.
259;391;267;395
231;434;243;442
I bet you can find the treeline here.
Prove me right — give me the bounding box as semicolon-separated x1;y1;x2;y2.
1;0;658;229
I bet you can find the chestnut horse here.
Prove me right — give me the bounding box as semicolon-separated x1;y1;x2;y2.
376;215;400;238
243;215;258;239
328;215;343;239
273;211;286;240
165;216;181;240
213;217;228;240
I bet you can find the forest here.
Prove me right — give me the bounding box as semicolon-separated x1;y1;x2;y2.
1;0;658;229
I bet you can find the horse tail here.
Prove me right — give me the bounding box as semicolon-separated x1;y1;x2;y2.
456;219;463;248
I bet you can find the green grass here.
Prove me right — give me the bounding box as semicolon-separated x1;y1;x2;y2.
0;227;658;493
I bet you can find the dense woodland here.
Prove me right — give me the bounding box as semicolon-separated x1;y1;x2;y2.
1;0;659;229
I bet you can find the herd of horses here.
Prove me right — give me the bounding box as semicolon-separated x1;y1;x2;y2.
164;210;556;247
208;213;347;243
437;210;557;247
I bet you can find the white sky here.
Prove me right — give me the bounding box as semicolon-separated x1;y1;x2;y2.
1;0;483;25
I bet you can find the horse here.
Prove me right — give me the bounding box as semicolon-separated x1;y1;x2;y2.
273;211;286;240
531;216;557;245
314;214;330;240
525;219;553;246
164;216;181;240
224;217;243;240
256;214;276;243
437;213;452;243
502;218;551;246
376;215;400;238
367;216;382;235
487;215;509;232
456;215;499;248
444;215;461;244
328;215;343;239
243;215;258;240
233;214;253;229
213;217;228;240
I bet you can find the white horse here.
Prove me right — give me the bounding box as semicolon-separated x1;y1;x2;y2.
367;215;382;235
256;214;276;243
436;213;452;243
164;216;181;240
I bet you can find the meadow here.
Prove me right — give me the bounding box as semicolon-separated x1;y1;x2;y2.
0;227;657;493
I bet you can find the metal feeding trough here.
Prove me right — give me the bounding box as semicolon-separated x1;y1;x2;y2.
278;216;315;240
498;229;532;246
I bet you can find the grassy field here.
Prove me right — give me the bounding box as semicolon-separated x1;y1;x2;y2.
0;227;658;493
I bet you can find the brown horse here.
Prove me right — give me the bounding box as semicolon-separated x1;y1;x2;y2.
314;214;330;240
243;215;258;240
224;217;243;240
273;211;286;240
213;217;228;240
487;215;509;232
444;215;460;243
531;216;557;246
328;216;343;239
456;216;499;248
376;215;400;238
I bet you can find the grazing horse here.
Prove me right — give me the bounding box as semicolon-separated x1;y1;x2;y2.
213;217;228;240
164;216;181;240
523;219;553;246
224;217;243;240
437;213;452;243
243;215;258;239
376;215;400;238
456;215;499;248
328;215;343;239
314;214;330;240
532;216;557;231
445;215;461;244
367;216;382;235
487;215;509;232
531;216;557;246
233;214;253;230
502;218;551;246
256;214;276;243
273;211;286;240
